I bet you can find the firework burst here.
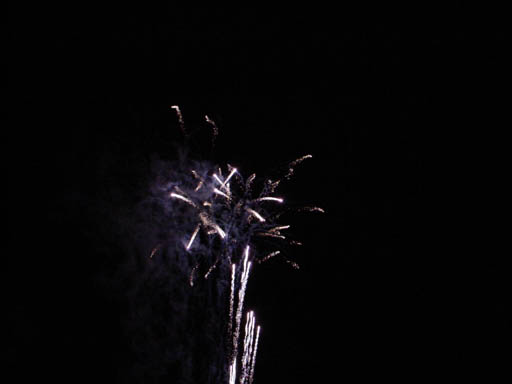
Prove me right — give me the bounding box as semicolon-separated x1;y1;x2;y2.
148;106;323;382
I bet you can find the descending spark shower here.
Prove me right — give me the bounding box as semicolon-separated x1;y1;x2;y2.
149;106;323;383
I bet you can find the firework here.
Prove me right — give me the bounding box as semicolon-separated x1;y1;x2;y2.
150;107;323;383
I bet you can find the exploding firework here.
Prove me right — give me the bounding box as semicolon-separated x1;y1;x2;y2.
148;106;323;383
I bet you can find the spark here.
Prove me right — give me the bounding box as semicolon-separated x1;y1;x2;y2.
213;188;230;199
215;225;226;239
283;154;313;179
260;250;280;263
290;154;313;166
241;311;256;384
228;264;236;341
171;105;185;134
248;326;261;384
266;179;280;193
246;173;256;189
189;263;199;287
300;206;325;213
257;197;284;203
191;170;204;191
170;192;195;207
257;233;285;239
246;208;265;222
229;360;237;384
286;260;300;269
269;225;290;232
185;224;200;250
232;246;252;368
204;261;218;279
149;245;161;259
213;173;223;184
222;168;237;188
205;115;219;143
194;180;204;191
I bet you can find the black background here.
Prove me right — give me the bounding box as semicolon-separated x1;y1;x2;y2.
6;5;508;383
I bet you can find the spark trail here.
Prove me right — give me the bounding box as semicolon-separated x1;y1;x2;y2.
248;325;261;384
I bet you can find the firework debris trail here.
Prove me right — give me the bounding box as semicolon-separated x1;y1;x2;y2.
232;247;251;363
228;263;236;344
228;247;253;384
248;325;261;384
240;311;256;384
151;106;323;382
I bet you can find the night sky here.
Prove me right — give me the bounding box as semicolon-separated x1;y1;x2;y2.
6;6;508;383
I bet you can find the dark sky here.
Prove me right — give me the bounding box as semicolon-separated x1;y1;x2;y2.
6;6;508;383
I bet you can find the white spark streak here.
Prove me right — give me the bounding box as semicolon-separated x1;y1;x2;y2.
246;173;256;189
222;168;237;188
261;251;280;263
301;206;325;213
189;263;198;287
270;225;290;232
248;326;261;384
232;246;252;370
149;245;161;258
191;170;204;191
170;192;195;206
205;115;219;139
194;180;204;191
171;105;185;133
185;224;200;250
229;360;237;384
228;264;236;340
246;208;265;222
283;154;313;179
241;313;251;364
215;225;226;239
266;179;280;193
240;311;256;384
213;188;230;199
213;173;224;186
290;154;313;166
204;261;218;279
257;233;285;239
257;197;284;203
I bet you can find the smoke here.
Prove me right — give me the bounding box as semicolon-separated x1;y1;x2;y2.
97;154;232;383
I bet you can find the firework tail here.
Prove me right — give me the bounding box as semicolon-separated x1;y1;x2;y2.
248;325;261;384
232;247;251;366
228;263;236;353
240;311;256;384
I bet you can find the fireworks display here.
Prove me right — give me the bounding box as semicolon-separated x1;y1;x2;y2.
147;106;323;382
10;18;497;384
